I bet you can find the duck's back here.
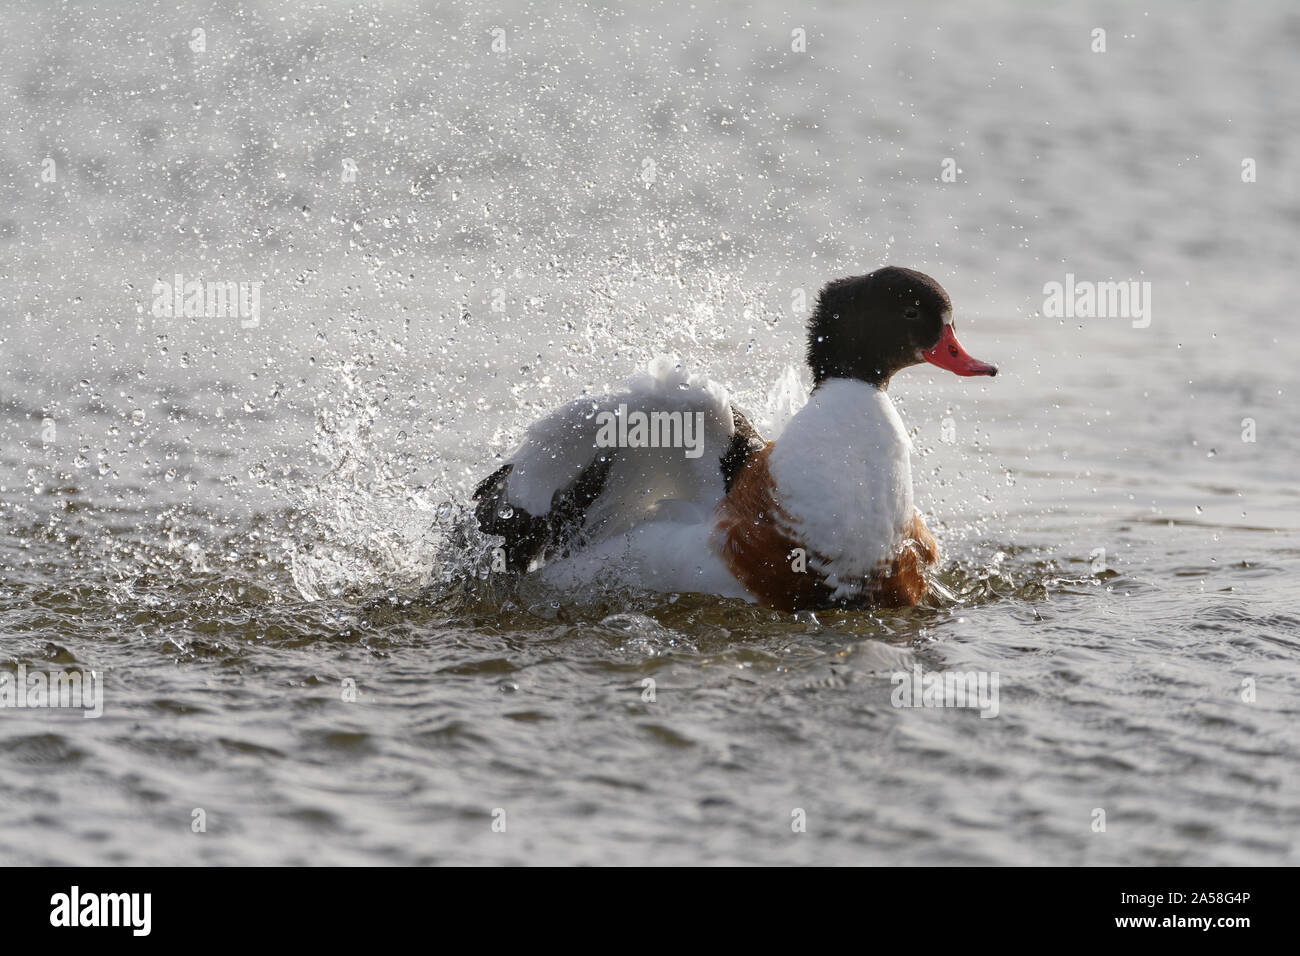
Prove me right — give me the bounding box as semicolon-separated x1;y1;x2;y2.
473;356;763;574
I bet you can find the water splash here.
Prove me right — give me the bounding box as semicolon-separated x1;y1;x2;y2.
287;362;488;602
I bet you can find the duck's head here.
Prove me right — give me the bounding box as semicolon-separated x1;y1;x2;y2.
806;266;998;390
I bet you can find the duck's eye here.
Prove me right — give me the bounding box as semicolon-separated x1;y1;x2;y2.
904;308;919;320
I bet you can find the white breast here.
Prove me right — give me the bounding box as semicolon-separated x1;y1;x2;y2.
765;379;914;601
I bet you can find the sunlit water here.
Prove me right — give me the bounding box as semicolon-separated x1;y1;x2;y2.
1;0;1298;864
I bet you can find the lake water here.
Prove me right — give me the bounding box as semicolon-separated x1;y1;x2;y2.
1;0;1297;864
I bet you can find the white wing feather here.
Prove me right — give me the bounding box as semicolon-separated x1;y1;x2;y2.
500;355;738;545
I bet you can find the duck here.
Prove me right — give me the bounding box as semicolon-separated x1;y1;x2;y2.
472;266;997;612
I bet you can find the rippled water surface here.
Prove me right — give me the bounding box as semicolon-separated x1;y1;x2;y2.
1;0;1298;864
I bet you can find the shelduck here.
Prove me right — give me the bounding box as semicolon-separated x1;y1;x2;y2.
473;266;997;611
